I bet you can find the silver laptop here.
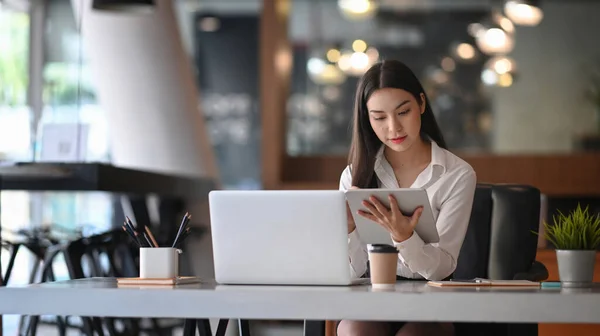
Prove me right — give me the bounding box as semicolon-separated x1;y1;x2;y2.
208;190;369;286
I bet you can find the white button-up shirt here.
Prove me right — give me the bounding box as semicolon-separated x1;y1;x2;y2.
339;141;477;281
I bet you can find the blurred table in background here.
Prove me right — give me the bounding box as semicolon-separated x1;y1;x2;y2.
0;162;215;281
0;162;214;196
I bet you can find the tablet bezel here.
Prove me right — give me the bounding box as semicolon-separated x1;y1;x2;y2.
345;188;440;244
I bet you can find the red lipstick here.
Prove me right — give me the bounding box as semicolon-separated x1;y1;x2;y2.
390;136;407;144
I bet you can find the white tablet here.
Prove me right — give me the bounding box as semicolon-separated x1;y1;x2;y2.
345;188;439;244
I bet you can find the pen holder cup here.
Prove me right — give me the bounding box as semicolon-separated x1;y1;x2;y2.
139;247;179;279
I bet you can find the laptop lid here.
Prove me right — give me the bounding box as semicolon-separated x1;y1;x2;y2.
208;190;351;285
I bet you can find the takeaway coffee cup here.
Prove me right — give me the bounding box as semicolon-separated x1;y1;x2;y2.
368;244;398;289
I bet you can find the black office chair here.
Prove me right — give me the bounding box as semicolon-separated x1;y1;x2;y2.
308;183;548;336
453;183;548;336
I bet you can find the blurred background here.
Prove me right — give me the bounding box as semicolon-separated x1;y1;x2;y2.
1;0;600;335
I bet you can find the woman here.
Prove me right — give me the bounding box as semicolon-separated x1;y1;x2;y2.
337;60;477;336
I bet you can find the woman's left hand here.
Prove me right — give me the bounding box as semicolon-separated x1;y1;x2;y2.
358;195;423;242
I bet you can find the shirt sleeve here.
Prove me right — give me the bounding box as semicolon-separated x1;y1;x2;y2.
392;169;477;280
340;165;369;278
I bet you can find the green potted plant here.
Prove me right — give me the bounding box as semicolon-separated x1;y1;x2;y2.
541;204;600;287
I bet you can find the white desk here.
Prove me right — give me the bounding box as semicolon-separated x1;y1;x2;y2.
1;278;600;324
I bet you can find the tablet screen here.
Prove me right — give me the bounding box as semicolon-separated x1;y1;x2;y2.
345;188;439;244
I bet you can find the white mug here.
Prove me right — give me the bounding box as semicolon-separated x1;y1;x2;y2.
139;247;179;278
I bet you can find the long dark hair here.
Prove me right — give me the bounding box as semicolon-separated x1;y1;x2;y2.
348;59;447;188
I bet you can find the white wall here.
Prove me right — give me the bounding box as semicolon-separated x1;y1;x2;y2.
492;2;600;153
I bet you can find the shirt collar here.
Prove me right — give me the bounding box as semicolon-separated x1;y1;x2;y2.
375;140;447;173
374;140;447;188
430;140;447;174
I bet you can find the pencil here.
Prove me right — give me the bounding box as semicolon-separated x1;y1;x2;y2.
145;226;159;247
125;216;140;235
123;222;141;246
122;226;140;247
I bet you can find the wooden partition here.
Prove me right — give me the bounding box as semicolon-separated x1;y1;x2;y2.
260;0;291;191
277;153;600;196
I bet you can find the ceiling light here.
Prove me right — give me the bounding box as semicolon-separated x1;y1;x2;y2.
441;57;456;72
456;43;476;60
483;56;518;87
481;69;498;86
307;58;326;76
326;48;341;63
198;16;220;32
307;58;346;85
365;47;379;63
336;50;375;77
338;0;378;20
337;52;353;72
504;0;543;26
474;12;516;55
350;52;369;71
352;39;367;53
498;73;514;87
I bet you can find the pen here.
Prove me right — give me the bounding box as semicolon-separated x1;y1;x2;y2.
175;227;191;249
142;232;154;247
124;214;190;249
172;213;191;248
541;282;561;289
125;216;153;247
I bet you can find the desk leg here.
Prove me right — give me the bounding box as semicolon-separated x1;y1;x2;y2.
304;320;325;336
215;319;229;336
196;319;212;336
183;319;197;336
239;320;251;336
183;319;221;336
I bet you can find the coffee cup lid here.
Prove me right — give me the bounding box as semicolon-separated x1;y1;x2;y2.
367;244;398;253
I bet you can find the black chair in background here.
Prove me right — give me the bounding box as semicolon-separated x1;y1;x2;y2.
5;227;92;336
18;231;122;336
18;228;182;336
1;240;20;286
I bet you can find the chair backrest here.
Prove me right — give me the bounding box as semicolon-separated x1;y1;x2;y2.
454;184;541;280
55;229;139;280
453;184;493;280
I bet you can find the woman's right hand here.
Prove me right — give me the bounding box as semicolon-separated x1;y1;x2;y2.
347;186;359;234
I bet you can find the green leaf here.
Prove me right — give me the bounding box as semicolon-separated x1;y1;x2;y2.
544;203;600;250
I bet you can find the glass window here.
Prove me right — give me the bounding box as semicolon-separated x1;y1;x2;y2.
286;1;600;155
40;0;109;163
1;0;114;288
0;6;34;336
0;3;31;161
286;1;492;156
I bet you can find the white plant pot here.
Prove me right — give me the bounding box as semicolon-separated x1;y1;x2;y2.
555;249;596;287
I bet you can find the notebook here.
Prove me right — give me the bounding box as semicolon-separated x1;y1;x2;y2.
116;276;201;286
427;278;540;287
